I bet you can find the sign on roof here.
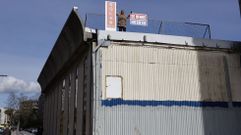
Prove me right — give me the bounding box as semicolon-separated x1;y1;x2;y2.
105;1;116;31
130;13;148;26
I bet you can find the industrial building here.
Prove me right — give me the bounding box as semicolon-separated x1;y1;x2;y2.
38;9;241;135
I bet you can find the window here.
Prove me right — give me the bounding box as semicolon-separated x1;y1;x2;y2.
106;76;123;99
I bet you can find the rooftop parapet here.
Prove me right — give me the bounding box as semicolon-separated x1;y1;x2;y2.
85;13;211;39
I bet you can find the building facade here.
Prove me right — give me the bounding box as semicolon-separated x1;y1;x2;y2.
38;9;241;135
0;108;7;125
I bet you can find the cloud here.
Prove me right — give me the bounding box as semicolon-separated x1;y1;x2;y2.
0;76;40;93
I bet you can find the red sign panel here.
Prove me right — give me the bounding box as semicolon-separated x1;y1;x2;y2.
130;13;148;26
105;1;116;31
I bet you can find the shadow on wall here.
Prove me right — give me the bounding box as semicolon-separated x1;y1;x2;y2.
193;38;241;135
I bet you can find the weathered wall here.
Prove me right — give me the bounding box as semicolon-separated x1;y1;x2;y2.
228;54;241;102
39;8;95;135
100;43;241;102
42;47;92;135
93;42;241;135
94;106;241;135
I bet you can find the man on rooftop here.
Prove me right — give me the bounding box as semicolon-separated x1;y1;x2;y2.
116;10;129;32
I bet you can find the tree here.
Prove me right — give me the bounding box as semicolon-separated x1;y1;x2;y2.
4;108;14;125
6;92;18;110
5;92;42;129
18;100;41;129
5;92;19;126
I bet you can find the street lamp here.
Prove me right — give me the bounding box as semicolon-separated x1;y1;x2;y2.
0;75;8;77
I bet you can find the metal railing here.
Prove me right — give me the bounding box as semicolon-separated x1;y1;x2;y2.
84;13;211;39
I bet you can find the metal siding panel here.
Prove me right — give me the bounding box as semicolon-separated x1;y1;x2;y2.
48;92;51;135
56;83;62;135
93;50;102;135
76;60;84;135
50;89;54;135
49;94;52;135
43;95;47;135
93;43;241;135
85;52;92;135
44;95;47;135
100;44;228;101
227;54;241;102
46;94;50;135
47;94;50;135
69;69;76;135
52;89;56;135
94;105;241;135
50;90;54;135
53;87;58;135
50;94;53;135
63;76;69;135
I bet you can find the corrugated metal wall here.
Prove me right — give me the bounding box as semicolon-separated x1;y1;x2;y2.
100;44;233;101
93;42;241;135
228;54;241;102
42;48;93;135
94;106;241;135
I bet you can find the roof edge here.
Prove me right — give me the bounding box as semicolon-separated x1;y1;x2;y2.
38;8;85;91
97;30;241;50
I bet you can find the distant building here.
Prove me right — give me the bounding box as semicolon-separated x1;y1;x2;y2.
38;8;241;135
0;108;7;125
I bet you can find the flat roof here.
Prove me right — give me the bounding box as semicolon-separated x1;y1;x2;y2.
96;30;241;49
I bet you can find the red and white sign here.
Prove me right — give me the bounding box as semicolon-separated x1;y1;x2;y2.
130;13;148;26
105;1;116;31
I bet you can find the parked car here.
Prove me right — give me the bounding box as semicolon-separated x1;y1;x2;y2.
25;128;38;134
0;127;4;135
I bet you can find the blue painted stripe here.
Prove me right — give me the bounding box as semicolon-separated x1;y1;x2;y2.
101;99;229;108
233;102;241;107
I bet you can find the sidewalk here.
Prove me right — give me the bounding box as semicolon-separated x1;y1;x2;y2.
11;130;34;135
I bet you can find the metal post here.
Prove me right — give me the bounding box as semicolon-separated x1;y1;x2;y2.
208;25;211;39
84;13;88;27
203;27;208;39
158;21;163;34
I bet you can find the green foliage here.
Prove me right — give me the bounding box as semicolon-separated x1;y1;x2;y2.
5;93;42;129
18;101;42;129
